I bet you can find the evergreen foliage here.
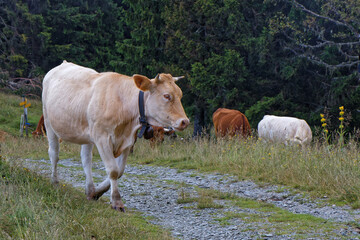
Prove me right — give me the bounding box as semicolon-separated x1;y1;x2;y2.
1;0;359;134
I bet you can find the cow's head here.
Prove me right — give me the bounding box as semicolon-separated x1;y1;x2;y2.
32;131;43;137
133;73;189;131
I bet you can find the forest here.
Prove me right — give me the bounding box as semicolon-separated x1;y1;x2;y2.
1;0;360;136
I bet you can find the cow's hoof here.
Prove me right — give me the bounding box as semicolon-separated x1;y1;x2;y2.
111;205;125;212
86;192;98;201
51;180;59;185
86;191;103;201
90;194;101;201
87;196;96;201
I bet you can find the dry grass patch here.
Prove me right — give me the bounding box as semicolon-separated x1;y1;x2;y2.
131;135;360;208
0;159;172;240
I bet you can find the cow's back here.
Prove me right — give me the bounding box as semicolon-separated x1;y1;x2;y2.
212;108;251;137
42;61;100;143
258;115;312;146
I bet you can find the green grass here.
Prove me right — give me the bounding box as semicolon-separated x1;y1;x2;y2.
0;158;172;240
175;186;353;238
130;134;360;208
0;92;172;239
1;91;360;237
212;197;349;238
176;187;226;209
0;92;43;136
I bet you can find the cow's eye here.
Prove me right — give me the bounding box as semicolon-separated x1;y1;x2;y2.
163;94;171;101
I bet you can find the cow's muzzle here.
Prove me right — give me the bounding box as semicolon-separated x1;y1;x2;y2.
175;118;190;131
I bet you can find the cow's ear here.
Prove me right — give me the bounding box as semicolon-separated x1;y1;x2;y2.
133;74;152;91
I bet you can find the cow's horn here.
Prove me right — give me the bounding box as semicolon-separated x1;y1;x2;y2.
154;73;160;83
173;76;184;81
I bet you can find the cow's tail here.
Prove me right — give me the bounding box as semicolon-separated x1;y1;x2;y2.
241;114;251;137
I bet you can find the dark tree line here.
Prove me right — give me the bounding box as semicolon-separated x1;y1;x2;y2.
1;0;360;135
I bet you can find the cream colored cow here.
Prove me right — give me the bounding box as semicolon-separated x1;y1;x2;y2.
42;61;189;211
258;115;312;147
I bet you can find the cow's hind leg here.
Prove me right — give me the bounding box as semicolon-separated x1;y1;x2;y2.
47;126;60;184
81;144;96;199
93;178;111;200
81;144;111;200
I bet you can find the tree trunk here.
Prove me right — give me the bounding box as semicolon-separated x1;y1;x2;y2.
192;104;207;138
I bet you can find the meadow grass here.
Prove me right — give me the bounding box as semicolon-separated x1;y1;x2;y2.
0;158;172;240
1;90;360;209
0;92;43;136
1;91;360;238
0;92;173;239
130;134;360;208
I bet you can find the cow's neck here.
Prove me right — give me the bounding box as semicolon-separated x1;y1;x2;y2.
111;83;150;157
114;80;146;124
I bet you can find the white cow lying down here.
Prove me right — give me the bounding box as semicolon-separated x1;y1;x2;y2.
257;115;312;147
42;61;189;211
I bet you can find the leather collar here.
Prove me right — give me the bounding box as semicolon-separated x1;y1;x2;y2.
137;91;153;138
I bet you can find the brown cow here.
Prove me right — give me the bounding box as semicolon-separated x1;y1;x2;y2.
149;126;176;146
212;108;251;138
32;114;46;137
42;61;189;211
130;126;176;153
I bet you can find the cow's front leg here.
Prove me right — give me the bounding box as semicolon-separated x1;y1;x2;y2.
115;148;130;180
96;139;125;211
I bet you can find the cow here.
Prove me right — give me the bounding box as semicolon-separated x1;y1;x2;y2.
130;126;176;153
42;61;189;211
32;114;46;137
34;116;176;147
212;108;251;138
147;126;176;146
31;116;177;144
257;115;312;147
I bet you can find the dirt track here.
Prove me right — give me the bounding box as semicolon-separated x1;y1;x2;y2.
20;157;360;239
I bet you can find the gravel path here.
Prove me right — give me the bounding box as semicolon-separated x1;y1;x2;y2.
20;158;360;239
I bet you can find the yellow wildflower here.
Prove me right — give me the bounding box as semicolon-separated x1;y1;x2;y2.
322;123;327;127
321;118;326;122
320;114;324;118
324;129;328;133
338;106;345;147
